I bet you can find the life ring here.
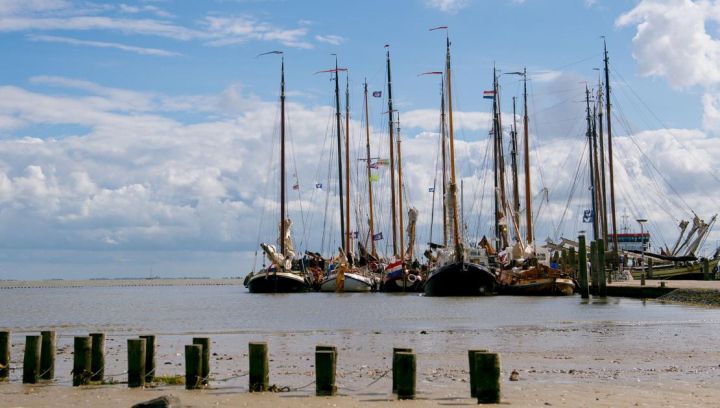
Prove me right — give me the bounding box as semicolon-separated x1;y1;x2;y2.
407;273;418;283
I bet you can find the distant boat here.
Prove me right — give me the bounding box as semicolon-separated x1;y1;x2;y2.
497;265;575;296
320;249;374;292
245;52;310;293
423;30;497;297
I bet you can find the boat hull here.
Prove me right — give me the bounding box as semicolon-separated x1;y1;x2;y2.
382;274;423;292
500;277;575;296
246;271;308;293
320;272;373;292
424;261;496;296
629;258;718;280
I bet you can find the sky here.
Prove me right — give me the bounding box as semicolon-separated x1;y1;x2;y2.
0;0;719;279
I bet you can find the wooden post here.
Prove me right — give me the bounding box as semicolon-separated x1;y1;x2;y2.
474;352;501;404
392;347;413;393
89;333;105;382
40;330;55;380
703;258;710;280
394;352;416;400
0;331;9;381
590;241;598;295
192;337;210;386
249;342;269;392
316;345;337;379
185;344;202;390
139;335;156;383
578;235;589;299
72;336;91;386
561;249;568;273
641;272;646;286
315;350;337;396
127;338;146;388
647;258;654;279
568;247;577;275
598;239;607;297
468;349;488;397
22;335;41;384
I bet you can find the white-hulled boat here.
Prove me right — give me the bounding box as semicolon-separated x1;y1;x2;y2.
319;250;374;292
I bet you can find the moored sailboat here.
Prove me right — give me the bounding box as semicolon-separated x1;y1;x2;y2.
246;52;310;293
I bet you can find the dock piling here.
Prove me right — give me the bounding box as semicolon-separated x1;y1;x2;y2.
22;335;41;384
184;344;202;390
139;335;156;383
394;351;416;400
598;239;607;297
578;235;589;299
249;342;269;392
127;338;146;388
90;333;105;382
590;241;599;294
392;347;413;393
703;259;710;280
0;331;9;381
468;349;488;397
192;337;210;386
72;336;91;386
40;330;55;380
474;352;501;404
315;349;337;396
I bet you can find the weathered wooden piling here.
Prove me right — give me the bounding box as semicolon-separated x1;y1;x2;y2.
316;345;337;374
702;259;710;280
72;336;91;386
89;332;105;382
394;352;416;400
597;239;607;297
127;338;146;388
578;235;589;299
468;349;488;397
392;347;413;393
40;330;55;380
192;337;210;386
641;272;646;286
139;335;156;383
0;331;9;381
590;241;599;294
249;342;269;392
184;344;202;390
474;352;501;404
22;335;41;384
647;258;654;279
315;349;337;396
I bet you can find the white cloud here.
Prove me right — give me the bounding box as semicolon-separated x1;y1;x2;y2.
315;34;344;45
27;34;181;56
424;0;470;13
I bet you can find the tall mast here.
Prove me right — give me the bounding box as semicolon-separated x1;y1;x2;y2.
493;68;509;250
440;78;448;247
510;96;521;239
345;74;351;254
585;85;599;241
597;81;609;244
334;57;346;253
604;39;619;255
363;81;377;258
280;56;286;260
444;32;462;258
522;68;533;245
592;104;603;240
397;113;405;263
386;46;398;258
492;68;501;253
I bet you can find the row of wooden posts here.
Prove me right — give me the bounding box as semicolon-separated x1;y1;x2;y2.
0;331;502;403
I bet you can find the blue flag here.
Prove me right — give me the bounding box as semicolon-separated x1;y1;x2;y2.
372;232;383;241
582;209;593;223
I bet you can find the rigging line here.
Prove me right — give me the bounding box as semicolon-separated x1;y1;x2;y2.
528;79;548;194
553;140;589;241
254;95;281;269
610;96;694;214
549;52;604;72
284;107;308;250
610;68;720;186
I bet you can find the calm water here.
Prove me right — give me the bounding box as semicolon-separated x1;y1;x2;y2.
2;285;720;335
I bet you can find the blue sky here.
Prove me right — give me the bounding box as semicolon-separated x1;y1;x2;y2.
0;0;718;278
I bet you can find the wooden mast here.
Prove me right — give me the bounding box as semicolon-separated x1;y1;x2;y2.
280;55;286;261
345;74;351;254
585;85;599;241
396;113;406;291
492;68;501;253
333;57;346;253
493;68;509;250
592;104;604;240
386;46;398;258
440;78;448;247
444;32;462;259
604;39;619;256
363;81;377;258
510;96;521;240
521;68;533;245
597;82;609;244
